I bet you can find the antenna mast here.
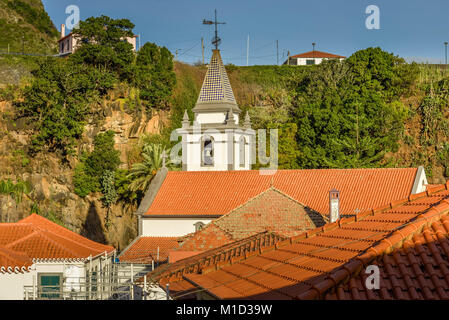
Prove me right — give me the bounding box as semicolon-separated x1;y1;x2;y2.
202;9;226;50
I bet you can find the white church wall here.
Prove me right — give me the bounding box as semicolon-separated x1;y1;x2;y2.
185;131;253;171
141;218;215;237
196;112;239;125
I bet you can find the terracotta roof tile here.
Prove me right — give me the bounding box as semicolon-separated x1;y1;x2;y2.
290;50;346;59
177;188;324;253
146;168;419;217
156;183;449;300
0;214;114;264
0;246;32;271
119;236;179;263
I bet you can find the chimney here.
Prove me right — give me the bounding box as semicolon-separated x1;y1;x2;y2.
61;24;66;38
329;189;340;223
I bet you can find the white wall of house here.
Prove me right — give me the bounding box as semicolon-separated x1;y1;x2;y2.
0;272;33;300
0;255;114;300
141;217;215;237
291;57;345;65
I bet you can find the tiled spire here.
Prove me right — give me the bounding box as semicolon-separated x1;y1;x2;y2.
193;50;240;114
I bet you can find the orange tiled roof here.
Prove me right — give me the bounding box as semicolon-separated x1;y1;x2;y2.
177;188;325;252
145;168;419;217
290;50;346;59
0;246;32;272
118;236;180;264
156;183;449;300
0;214;114;263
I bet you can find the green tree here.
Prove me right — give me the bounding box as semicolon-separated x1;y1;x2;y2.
73;131;121;197
100;170;117;228
71;15;135;81
292;49;415;169
134;42;176;108
16;58;115;156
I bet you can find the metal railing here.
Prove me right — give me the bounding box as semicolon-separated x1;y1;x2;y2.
22;262;156;300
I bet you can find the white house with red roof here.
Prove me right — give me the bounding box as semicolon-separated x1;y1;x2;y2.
284;50;346;65
0;214;115;300
58;24;138;56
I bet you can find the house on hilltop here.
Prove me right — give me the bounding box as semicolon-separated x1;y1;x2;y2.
58;24;138;56
284;50;346;65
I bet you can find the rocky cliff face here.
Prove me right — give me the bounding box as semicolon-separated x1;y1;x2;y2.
0;99;168;251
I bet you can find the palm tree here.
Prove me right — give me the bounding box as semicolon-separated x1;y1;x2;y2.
127;144;174;192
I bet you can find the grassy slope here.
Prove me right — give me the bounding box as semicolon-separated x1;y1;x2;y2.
173;62;449;184
0;0;58;55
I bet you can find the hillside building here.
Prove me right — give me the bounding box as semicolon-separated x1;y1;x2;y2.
284;50;346;65
58;24;138;56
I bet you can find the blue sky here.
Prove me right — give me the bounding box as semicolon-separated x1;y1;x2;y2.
42;0;449;65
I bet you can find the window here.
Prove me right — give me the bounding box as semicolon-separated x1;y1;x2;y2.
306;59;316;65
201;136;214;166
239;136;246;167
38;273;62;299
194;222;205;232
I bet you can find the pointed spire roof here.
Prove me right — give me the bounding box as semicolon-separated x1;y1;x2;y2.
193;50;241;114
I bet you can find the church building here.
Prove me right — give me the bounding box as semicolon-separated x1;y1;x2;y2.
118;49;429;265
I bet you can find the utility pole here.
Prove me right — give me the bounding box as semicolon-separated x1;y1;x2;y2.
22;36;24;55
247;34;249;66
276;40;279;65
445;42;448;65
175;49;178;60
201;37;205;64
312;42;316;64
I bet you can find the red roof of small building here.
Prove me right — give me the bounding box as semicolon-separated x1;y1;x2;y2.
290;50;346;59
118;236;180;264
177;188;325;252
154;183;449;300
0;214;114;264
145;168;419;217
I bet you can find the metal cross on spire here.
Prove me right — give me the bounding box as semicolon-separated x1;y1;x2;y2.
202;9;226;50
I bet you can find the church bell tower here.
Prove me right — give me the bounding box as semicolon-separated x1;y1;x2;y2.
178;49;255;171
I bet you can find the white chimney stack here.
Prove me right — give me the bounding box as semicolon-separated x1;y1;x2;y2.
329;189;340;223
61;24;66;38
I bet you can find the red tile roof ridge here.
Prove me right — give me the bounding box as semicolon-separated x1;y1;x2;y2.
19;214;114;254
9;225;88;259
147;231;283;282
